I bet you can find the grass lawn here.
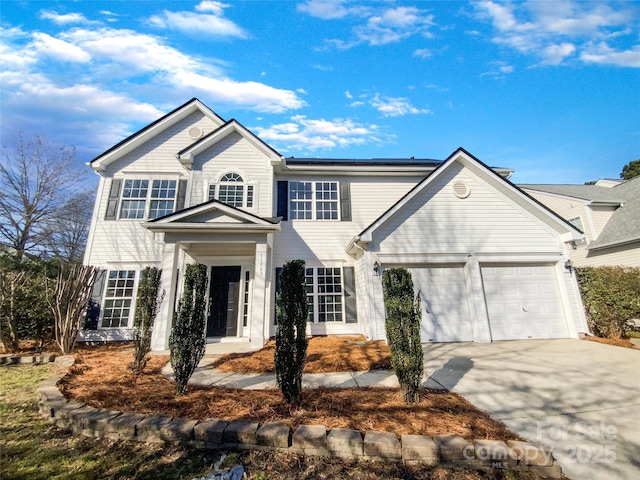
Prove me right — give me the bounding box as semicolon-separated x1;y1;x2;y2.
1;363;547;480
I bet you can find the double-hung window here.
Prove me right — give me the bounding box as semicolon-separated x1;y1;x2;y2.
101;270;136;328
119;179;177;220
289;181;339;220
208;173;254;209
305;267;343;322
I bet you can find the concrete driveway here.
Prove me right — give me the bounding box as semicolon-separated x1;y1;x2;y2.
422;339;640;480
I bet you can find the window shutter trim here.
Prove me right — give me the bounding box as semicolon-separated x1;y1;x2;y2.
277;181;288;220
176;179;188;211
340;181;351;221
343;266;358;323
105;179;122;220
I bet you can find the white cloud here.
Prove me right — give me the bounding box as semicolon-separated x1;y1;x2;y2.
345;91;353;99
39;10;94;25
254;116;383;152
414;48;432;59
148;2;247;38
32;33;91;63
480;61;514;78
370;94;431;117
581;43;640;67
473;0;639;68
301;3;435;48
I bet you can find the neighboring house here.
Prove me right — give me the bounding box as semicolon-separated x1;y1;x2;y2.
82;98;588;351
521;178;640;267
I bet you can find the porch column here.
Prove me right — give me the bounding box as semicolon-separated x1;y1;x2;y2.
251;240;268;349
151;242;180;351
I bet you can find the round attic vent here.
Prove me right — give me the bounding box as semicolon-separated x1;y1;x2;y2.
452;181;470;199
188;126;203;139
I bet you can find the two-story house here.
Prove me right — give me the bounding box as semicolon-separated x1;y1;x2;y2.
521;179;640;267
82;98;589;351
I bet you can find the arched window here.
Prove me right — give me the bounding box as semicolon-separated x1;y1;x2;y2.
208;172;254;208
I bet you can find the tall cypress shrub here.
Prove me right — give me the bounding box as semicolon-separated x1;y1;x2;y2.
274;260;308;405
382;267;424;404
170;263;208;396
130;267;163;373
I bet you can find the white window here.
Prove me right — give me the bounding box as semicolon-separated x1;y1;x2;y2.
305;267;343;323
289;181;339;220
568;216;584;232
119;179;177;220
208;173;255;209
101;270;136;328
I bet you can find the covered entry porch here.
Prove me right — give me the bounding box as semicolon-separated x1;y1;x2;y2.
143;201;280;351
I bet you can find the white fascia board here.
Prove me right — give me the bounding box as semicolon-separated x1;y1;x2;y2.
144;223;280;233
150;202;275;226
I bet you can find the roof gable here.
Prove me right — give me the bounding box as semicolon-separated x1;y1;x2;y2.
176;119;283;168
351;148;582;250
90;98;225;172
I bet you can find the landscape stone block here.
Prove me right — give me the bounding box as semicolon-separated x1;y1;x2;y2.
105;412;145;439
292;425;328;455
20;355;36;364
474;439;517;466
327;428;363;457
434;435;474;462
136;414;173;442
194;419;229;447
515;461;563;479
507;440;554;467
256;422;290;448
223;420;259;445
401;435;438;465
160;418;198;443
364;431;401;460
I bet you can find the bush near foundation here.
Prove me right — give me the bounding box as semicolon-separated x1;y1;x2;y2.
576;266;640;338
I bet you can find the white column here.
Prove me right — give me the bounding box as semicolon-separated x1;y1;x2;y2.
151;242;180;351
250;240;268;349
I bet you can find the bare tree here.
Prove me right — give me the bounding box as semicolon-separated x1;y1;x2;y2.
48;263;98;354
0;133;88;259
41;191;94;263
0;269;28;352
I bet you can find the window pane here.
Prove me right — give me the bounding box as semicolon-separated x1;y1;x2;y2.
149;200;175;219
102;270;135;328
305;268;314;322
219;184;244;207
290;181;313;220
220;173;243;182
246;185;254;208
315;182;338;220
317;267;343;322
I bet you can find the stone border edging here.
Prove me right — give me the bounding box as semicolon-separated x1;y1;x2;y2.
35;362;563;479
1;354;57;365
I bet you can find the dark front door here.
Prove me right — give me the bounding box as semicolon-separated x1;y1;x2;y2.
207;266;241;337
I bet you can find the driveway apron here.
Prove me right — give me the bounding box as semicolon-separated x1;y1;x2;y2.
423;339;640;480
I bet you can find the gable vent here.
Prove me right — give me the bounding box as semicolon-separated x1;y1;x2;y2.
188;126;203;139
452;181;470;199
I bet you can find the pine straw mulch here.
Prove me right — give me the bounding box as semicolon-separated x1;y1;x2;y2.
584;335;639;349
211;336;392;374
59;346;520;442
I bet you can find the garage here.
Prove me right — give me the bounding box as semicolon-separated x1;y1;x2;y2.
409;265;473;343
481;264;569;340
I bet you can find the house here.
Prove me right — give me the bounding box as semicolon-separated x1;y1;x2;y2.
521;178;640;267
82;98;589;351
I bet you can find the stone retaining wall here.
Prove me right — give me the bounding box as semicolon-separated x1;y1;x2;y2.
33;364;562;479
1;354;56;365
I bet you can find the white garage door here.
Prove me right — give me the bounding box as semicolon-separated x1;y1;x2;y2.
409;266;473;343
481;264;569;340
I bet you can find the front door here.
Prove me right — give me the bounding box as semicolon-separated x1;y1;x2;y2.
207;266;241;337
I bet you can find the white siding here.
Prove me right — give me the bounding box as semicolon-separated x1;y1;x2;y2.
583;242;640;267
374;164;561;255
191;132;273;217
588;205;616;238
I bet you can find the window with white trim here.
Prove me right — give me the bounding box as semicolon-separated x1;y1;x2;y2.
568;216;584;232
119;179;177;220
289;181;339;220
305;267;343;322
208;173;255;209
101;270;136;328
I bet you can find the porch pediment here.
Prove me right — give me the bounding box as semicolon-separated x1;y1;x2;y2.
143;200;280;233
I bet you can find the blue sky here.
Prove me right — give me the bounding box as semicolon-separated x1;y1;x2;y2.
1;1;639;184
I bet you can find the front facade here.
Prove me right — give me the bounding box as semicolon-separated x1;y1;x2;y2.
82;99;589;351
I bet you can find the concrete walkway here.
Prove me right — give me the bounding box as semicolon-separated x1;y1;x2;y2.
163;338;640;480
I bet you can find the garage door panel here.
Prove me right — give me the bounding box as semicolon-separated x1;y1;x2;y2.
482;264;569;341
410;266;473;343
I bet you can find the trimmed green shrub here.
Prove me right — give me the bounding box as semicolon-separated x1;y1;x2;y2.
382;267;424;404
170;263;208;396
576;266;640;338
131;267;163;373
274;260;308;405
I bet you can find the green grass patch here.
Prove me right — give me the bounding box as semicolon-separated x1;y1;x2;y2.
0;364;545;480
